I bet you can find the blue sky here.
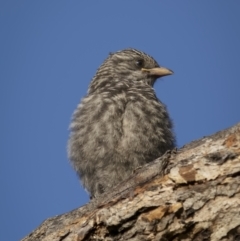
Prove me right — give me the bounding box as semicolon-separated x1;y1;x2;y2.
1;1;240;240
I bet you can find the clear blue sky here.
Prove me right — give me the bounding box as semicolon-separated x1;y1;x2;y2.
1;1;240;240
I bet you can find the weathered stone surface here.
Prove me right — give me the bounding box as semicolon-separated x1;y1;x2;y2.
22;123;240;241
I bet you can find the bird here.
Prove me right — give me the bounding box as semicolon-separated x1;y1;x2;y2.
68;48;175;198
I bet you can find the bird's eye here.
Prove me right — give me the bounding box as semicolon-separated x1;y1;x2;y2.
135;59;144;68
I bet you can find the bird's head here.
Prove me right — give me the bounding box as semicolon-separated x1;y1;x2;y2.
88;48;173;94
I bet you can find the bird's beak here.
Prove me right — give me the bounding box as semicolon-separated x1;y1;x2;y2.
141;67;173;77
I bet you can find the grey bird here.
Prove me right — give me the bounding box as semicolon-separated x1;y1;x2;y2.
68;48;175;198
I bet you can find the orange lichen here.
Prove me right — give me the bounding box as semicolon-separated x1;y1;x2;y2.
179;164;197;182
224;134;237;148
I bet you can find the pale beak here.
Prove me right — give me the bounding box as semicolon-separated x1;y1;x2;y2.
141;67;173;77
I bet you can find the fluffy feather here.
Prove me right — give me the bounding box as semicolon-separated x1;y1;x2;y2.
68;48;175;198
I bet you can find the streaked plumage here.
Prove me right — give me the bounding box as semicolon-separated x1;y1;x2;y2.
68;48;175;198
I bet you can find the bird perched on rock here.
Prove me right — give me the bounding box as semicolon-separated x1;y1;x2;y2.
68;48;175;198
